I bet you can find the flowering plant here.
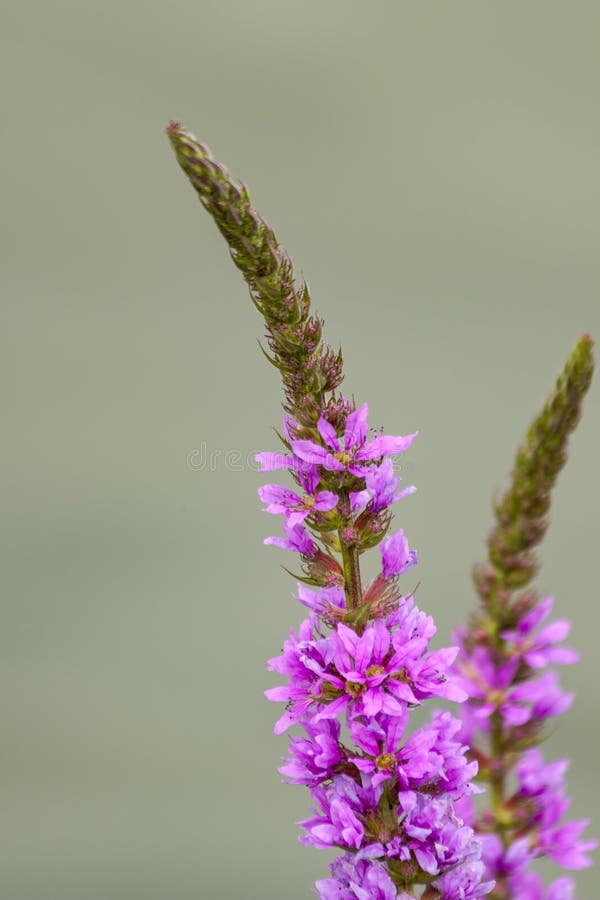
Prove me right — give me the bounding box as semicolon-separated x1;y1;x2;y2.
166;122;595;898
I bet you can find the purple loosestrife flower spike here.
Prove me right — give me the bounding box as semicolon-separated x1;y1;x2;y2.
455;336;596;897
167;122;493;896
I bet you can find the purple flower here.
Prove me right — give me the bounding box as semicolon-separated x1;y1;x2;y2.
384;793;483;876
303;773;483;883
256;399;485;894
258;480;338;527
453;545;593;890
501;596;579;670
510;670;574;723
350;458;416;514
455;647;573;729
516;747;570;797
432;859;495;898
507;871;574;900
380;529;418;578
264;520;317;556
311;619;414;723
521;874;575;900
477;746;597;894
264;614;326;734
297;584;346;618
316;617;464;722
291;403;417;476
316;855;398;900
350;709;478;796
279;719;344;786
539;819;597;870
301;774;374;850
514;752;597;869
481;833;535;880
483;835;579;897
266;600;466;736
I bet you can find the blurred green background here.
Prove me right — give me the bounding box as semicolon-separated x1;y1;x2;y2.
2;2;599;897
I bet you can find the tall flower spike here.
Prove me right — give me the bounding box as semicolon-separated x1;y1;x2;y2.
168;123;493;897
166;122;344;431
456;336;596;897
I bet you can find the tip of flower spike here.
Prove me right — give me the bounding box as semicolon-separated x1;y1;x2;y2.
166;120;189;154
568;333;595;392
575;333;594;362
165;120;197;153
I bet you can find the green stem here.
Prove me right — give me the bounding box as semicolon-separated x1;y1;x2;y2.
489;712;508;841
340;539;363;611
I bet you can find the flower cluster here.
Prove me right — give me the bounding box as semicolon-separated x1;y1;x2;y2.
167;123;595;898
450;336;597;898
258;404;493;897
454;595;596;897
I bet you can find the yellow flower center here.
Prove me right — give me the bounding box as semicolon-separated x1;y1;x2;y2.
336;450;352;467
345;681;365;698
376;753;396;771
488;688;505;708
365;665;385;678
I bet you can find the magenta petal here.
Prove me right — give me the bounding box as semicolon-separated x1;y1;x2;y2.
502;704;531;727
547;879;575;900
344;403;369;450
286;509;310;527
293;440;344;471
292;439;331;464
351;725;381;756
519;595;554;633
372;621;391;661
537;620;572;644
258;483;297;504
380;529;416;578
354;627;376;672
545;647;580;665
349;489;371;512
381;694;406;716
388;680;418;704
360;431;418;460
273;708;301;734
263;535;290;549
440;681;468;703
317;415;340;451
255;451;291;471
362;688;384;716
344;670;365;684
264;685;291;702
314;490;339;512
315;696;348;721
352;758;376;774
311;823;340;844
337;623;360;657
414;847;437;875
